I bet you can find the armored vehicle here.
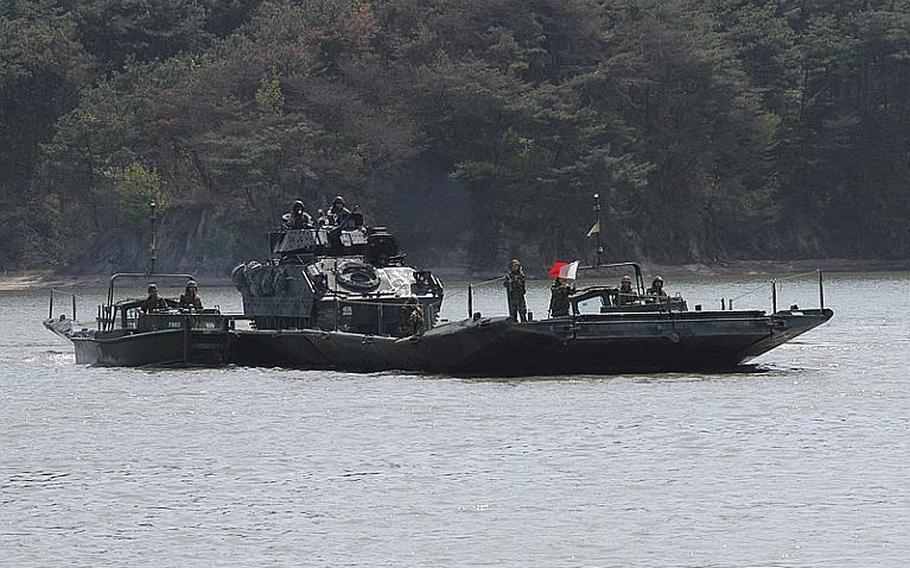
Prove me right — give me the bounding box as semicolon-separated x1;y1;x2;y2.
230;212;444;336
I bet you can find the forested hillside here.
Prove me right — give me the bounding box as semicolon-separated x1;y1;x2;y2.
1;0;908;274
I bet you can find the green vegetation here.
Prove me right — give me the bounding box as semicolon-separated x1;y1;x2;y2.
1;0;908;273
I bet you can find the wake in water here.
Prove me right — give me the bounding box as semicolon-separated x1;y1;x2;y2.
13;350;74;367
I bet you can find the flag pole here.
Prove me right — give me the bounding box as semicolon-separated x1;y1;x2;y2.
149;199;157;275
593;193;603;266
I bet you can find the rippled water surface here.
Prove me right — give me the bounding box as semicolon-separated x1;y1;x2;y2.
1;273;908;566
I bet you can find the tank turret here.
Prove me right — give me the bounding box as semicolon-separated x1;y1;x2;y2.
232;210;444;335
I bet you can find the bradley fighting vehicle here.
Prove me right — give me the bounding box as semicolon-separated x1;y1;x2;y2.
230;211;444;336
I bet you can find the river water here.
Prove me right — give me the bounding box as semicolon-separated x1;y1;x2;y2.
1;272;908;567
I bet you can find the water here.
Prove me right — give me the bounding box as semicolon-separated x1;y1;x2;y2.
1;273;908;566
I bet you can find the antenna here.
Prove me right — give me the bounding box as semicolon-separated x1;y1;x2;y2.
592;193;603;266
149;199;157;275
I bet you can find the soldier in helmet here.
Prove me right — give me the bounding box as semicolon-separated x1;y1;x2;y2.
282;200;312;229
141;283;169;313
647;275;668;302
503;259;528;322
549;277;574;318
617;275;639;305
399;296;424;336
179;279;203;311
328;195;351;225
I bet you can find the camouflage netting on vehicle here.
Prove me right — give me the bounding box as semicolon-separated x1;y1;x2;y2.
231;261;290;297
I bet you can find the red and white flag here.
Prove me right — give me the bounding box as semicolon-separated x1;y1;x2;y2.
548;260;579;280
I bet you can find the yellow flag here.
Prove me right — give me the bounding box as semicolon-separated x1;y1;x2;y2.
586;220;601;237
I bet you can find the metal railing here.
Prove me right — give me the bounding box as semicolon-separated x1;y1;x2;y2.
459;268;827;319
48;288;79;321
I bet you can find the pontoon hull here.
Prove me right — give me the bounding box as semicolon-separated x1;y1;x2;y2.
71;329;230;367
229;308;833;375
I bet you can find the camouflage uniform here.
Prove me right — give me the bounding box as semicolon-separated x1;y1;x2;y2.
617;276;639;305
179;294;203;310
503;261;528;322
646;276;668;301
179;280;203;310
328;196;351;225
399;298;424;336
549;279;572;317
283;200;312;229
141;295;168;313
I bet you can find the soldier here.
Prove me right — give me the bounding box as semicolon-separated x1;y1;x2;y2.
399;296;424;336
618;275;639;305
647;276;668;301
141;283;169;313
549;277;573;317
503;259;528;322
282;200;312;229
179;279;203;310
328;195;351;224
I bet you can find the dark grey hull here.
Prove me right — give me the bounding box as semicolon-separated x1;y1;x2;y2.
58;308;832;374
230;309;833;375
72;329;230;367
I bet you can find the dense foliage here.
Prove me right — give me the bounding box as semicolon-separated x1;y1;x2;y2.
1;0;908;273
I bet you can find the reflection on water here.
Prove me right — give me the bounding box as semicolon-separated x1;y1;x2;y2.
1;272;908;567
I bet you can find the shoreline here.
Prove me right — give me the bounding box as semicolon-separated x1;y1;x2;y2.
0;271;235;292
430;257;910;280
2;258;908;291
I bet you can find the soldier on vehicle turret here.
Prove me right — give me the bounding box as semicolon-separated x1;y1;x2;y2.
328;195;351;225
141;283;169;313
179;279;203;311
283;200;312;229
503;259;528;322
618;275;638;305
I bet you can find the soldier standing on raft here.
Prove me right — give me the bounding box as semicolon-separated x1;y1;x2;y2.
549;277;573;317
503;259;528;322
399;296;424;336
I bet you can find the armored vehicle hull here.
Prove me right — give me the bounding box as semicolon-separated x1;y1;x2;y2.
232;213;444;336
